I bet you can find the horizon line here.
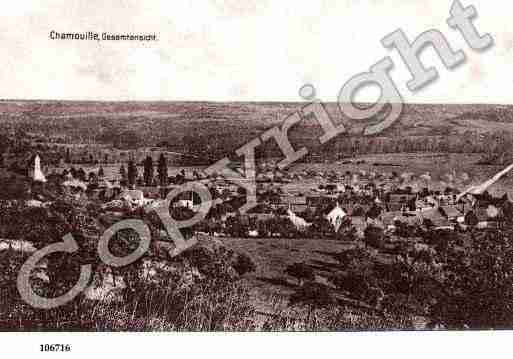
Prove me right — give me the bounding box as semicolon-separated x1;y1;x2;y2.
0;98;512;107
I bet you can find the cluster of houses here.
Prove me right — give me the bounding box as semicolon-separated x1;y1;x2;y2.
16;154;513;238
245;183;505;234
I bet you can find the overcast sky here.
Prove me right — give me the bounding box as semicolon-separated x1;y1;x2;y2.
0;0;511;103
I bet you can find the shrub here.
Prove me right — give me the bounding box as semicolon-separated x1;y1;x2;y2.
285;263;315;285
289;282;336;309
331;273;370;299
231;253;256;276
363;225;384;248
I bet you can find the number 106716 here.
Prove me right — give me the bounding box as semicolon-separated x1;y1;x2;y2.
40;344;71;352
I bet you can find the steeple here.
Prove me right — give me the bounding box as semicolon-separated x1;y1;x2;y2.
29;154;47;183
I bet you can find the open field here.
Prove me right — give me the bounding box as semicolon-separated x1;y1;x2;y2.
283;153;513;196
221;237;347;306
221;238;389;317
220;237;429;330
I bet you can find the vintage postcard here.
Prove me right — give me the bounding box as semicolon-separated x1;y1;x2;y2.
1;0;512;357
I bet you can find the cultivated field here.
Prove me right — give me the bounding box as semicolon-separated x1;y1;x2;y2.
286;153;513;196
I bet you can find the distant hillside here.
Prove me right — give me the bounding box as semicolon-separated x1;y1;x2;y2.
0;101;512;160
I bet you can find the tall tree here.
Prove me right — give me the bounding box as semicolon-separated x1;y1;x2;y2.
77;168;86;181
157;153;168;186
88;171;97;184
143;155;154;186
127;159;138;187
65;148;72;164
119;164;127;181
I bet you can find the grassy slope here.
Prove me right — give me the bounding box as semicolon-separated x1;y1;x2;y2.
220;237;418;329
222;238;354;311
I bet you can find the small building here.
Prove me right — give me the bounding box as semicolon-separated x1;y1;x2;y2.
473;206;501;229
348;204;371;217
291;204;308;213
387;203;405;212
389;194;416;204
439;205;463;222
248;213;274;222
381;211;422;229
280;196;307;206
307;195;335;208
420;208;453;229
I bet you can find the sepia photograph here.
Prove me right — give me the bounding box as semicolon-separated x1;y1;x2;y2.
1;0;513;357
